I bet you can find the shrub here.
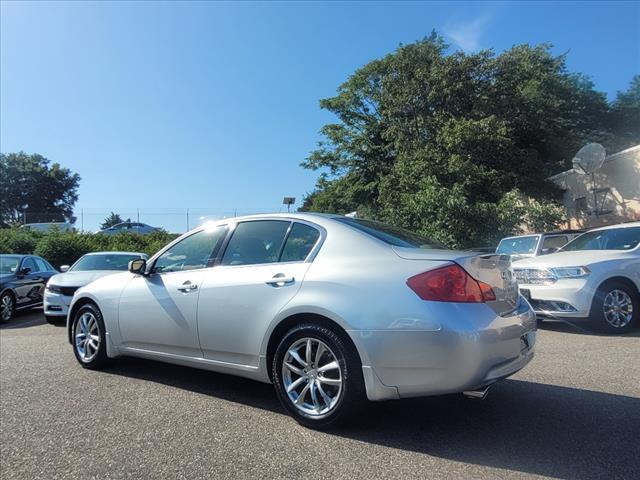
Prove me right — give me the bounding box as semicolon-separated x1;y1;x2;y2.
0;228;180;268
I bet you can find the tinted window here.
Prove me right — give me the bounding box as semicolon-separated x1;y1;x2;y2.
541;235;568;250
22;257;37;273
33;257;48;272
154;226;227;273
335;218;445;249
280;223;320;262
221;221;290;266
562;227;640;251
496;236;540;255
70;254;145;271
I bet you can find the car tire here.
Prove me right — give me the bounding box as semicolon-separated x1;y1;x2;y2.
272;323;366;429
0;291;15;324
71;303;109;369
590;280;638;334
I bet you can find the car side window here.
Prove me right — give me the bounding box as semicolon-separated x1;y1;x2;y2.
153;226;227;273
280;223;321;262
542;235;568;250
21;257;37;273
221;221;290;266
33;257;48;272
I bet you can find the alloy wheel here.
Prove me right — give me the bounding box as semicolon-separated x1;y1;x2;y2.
282;337;342;416
1;294;13;321
75;312;101;362
603;289;633;329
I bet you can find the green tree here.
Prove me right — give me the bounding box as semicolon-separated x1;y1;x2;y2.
100;212;129;230
301;34;617;247
0;152;81;226
606;75;640;151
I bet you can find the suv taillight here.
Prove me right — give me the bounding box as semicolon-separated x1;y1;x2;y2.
407;264;496;303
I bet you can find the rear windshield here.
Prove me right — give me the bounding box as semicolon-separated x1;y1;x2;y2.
561;226;640;251
70;254;144;271
335;218;445;249
496;235;540;255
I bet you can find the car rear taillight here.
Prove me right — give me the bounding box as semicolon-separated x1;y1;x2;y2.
407;264;496;303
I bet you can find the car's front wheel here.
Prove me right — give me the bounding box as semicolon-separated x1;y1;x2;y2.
590;281;638;334
71;303;109;369
272;323;365;429
0;291;15;323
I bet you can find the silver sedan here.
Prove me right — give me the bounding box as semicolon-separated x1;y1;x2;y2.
67;213;536;428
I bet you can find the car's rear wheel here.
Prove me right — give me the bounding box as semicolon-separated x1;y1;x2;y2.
590;281;638;334
0;291;15;323
272;323;365;429
71;303;109;369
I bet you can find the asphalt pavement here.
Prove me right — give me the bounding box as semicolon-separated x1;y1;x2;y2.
1;310;639;479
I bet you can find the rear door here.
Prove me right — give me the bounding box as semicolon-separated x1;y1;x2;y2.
197;220;322;366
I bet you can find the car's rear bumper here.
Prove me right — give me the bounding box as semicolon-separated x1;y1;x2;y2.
352;297;536;401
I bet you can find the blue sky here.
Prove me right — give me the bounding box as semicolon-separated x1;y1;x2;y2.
2;1;639;232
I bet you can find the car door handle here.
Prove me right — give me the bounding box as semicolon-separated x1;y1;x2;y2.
266;275;295;287
177;281;198;293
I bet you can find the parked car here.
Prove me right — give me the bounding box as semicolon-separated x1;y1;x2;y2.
44;251;148;324
496;230;584;260
98;222;159;235
21;222;74;233
514;222;640;333
67;213;535;428
0;254;58;323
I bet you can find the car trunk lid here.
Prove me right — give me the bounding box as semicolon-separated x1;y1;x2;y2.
393;247;519;316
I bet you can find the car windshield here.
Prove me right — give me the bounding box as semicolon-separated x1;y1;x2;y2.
0;256;21;274
70;254;143;271
561;226;640;251
496;235;540;255
335;217;446;249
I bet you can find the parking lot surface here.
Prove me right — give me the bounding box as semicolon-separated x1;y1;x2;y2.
1;310;639;480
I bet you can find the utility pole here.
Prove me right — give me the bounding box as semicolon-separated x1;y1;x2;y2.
186;208;189;232
137;208;140;222
81;208;84;232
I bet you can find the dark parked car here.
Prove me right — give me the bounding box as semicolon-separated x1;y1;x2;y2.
0;254;58;323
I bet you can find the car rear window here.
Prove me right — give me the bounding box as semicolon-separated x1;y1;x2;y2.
334;217;445;249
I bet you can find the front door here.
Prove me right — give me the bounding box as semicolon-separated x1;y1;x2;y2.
118;225;228;357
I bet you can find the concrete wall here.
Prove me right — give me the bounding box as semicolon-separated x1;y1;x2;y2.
549;145;640;229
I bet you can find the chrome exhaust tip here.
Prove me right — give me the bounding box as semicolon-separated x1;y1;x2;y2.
463;385;492;400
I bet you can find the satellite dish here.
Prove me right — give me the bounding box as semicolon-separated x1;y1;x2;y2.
572;143;606;174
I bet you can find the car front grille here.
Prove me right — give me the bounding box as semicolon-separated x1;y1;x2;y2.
513;268;556;285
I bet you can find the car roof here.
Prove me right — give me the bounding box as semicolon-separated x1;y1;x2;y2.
587;221;640;232
82;251;146;256
0;254;27;259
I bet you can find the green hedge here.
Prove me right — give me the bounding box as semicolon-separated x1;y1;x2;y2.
0;228;179;268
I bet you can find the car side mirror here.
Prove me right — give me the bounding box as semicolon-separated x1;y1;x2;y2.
60;265;70;272
541;247;558;255
19;267;32;276
128;258;147;275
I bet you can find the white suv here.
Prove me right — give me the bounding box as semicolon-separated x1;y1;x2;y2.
513;222;640;333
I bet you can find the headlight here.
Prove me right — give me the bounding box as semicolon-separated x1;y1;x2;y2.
46;284;63;294
549;266;590;279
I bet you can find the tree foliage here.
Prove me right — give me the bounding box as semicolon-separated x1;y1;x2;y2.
100;212;129;230
0;152;81;226
301;34;638;248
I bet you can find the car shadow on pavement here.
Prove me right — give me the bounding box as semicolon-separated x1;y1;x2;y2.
0;309;48;329
538;318;640;337
104;356;639;479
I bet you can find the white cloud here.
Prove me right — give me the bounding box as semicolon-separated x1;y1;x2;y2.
443;14;492;51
